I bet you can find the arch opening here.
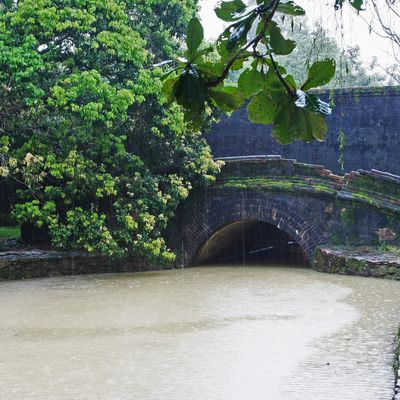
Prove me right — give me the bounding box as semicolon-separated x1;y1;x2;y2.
194;220;309;267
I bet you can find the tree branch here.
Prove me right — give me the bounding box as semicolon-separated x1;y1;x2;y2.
269;53;295;96
207;0;281;88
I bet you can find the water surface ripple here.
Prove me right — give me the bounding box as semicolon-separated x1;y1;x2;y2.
0;266;399;400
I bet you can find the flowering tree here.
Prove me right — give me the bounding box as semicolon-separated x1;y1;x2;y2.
0;0;220;262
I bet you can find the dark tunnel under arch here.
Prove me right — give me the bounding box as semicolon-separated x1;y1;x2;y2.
193;220;309;266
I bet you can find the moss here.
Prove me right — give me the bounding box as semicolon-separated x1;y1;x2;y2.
313;184;337;195
345;258;364;271
378;243;400;256
388;266;398;274
216;173;400;217
351;192;380;207
220;177;295;191
349;174;400;198
219;177;337;196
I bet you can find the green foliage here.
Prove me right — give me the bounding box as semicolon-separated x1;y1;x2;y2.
162;0;383;145
334;0;363;10
162;1;343;145
301;59;336;91
215;0;247;22
276;1;305;15
0;226;20;242
267;21;296;56
377;243;400;256
0;0;221;264
186;17;204;59
238;63;265;97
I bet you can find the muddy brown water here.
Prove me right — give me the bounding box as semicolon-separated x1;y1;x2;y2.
0;266;399;400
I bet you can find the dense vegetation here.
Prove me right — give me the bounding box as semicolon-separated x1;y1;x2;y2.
0;226;20;243
0;0;220;263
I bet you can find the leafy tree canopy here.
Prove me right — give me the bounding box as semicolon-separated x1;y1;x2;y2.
162;0;373;145
0;0;221;263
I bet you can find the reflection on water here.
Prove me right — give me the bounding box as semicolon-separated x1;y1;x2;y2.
0;266;399;400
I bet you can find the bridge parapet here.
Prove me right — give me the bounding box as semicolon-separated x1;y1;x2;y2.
215;155;400;215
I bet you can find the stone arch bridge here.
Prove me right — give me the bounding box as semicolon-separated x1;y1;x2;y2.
167;156;400;268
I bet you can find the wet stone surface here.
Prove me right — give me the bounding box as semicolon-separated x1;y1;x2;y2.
0;249;153;280
314;246;400;280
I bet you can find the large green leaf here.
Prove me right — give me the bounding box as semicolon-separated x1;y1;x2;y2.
162;76;179;103
214;0;248;22
247;73;287;125
350;0;365;10
217;16;255;56
196;61;226;80
284;74;297;91
173;68;208;112
301;59;336;91
272;99;327;144
277;1;305;15
210;86;245;112
248;89;281;124
267;21;296;55
226;16;255;51
186;18;204;59
238;65;265;97
191;46;214;63
307;112;328;141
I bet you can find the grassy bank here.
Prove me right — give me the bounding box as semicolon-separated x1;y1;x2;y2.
0;226;20;242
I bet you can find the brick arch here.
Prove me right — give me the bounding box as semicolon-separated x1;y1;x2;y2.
180;192;325;266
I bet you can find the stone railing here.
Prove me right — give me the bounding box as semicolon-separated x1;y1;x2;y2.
214;155;400;214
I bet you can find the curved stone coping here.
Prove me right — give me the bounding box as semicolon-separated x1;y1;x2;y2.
0;249;160;281
216;176;400;215
314;246;400;280
216;155;400;184
213;156;400;214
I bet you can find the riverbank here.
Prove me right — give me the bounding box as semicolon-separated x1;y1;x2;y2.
314;246;400;280
3;245;400;281
0;249;159;280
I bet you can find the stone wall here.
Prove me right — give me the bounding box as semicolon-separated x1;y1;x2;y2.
206;87;400;175
0;250;160;281
314;247;400;279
